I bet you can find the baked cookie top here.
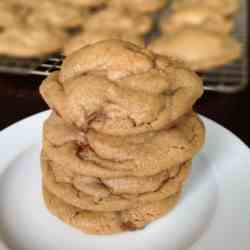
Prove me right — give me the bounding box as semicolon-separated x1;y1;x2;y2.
149;27;241;71
40;40;203;135
160;5;233;34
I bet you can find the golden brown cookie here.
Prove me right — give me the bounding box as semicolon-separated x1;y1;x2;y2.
160;6;233;34
0;1;31;28
26;0;88;29
50;160;173;196
171;0;240;16
84;8;153;35
120;193;179;229
109;0;166;13
0;24;68;57
42;158;187;211
40;40;203;135
56;0;107;7
64;31;145;56
43;186;180;234
42;111;204;178
149;27;241;71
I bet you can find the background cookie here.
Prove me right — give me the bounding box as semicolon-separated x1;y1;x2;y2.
149;27;241;71
64;32;145;56
0;24;68;57
42;158;189;211
171;0;240;16
109;0;166;13
26;0;88;29
84;8;153;35
160;6;234;34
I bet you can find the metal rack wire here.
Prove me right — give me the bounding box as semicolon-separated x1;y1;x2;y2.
0;0;247;93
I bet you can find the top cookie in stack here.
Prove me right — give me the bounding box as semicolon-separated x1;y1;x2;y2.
41;40;203;136
40;40;205;234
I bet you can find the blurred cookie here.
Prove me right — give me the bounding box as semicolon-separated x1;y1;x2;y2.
149;27;241;71
109;0;166;13
0;1;31;28
64;31;145;56
84;8;153;35
171;0;240;16
26;0;88;28
56;0;107;8
160;6;233;34
40;40;203;135
43;186;179;234
0;24;68;57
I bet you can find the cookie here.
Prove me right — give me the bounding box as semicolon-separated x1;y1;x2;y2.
42;158;189;211
42;112;204;178
109;0;166;13
40;40;203;135
50;160;174;196
0;24;68;57
171;0;240;16
56;0;107;8
64;31;145;56
43;187;180;234
46;142;181;197
149;27;241;71
0;1;30;28
26;0;88;29
160;6;233;34
84;8;153;35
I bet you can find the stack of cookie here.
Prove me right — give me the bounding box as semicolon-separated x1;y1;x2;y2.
40;40;205;234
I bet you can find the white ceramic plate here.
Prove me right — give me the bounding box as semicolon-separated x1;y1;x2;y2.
0;111;249;250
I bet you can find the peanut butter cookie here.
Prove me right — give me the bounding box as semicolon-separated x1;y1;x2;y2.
40;40;203;135
149;27;241;71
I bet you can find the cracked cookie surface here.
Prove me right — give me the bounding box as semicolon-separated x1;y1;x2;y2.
42;112;204;178
42;158;189;211
40;40;203;135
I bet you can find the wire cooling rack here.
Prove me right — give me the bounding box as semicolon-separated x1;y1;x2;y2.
0;1;247;93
